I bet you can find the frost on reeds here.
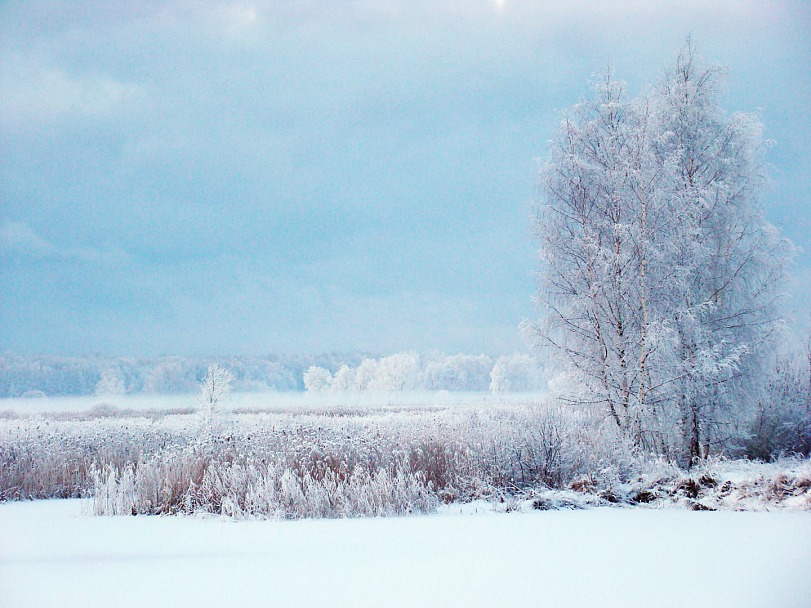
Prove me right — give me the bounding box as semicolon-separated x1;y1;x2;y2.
89;446;438;518
2;402;622;516
0;415;174;501
2;401;808;518
84;402;623;518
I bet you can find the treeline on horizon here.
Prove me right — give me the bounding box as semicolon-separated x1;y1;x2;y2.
0;352;548;398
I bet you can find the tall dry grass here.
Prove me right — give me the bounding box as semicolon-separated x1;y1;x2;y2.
2;401;638;517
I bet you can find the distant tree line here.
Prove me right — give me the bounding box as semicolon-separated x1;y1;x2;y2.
0;353;365;398
303;353;548;394
0;352;548;398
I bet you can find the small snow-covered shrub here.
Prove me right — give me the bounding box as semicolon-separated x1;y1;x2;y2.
744;402;811;461
740;345;811;460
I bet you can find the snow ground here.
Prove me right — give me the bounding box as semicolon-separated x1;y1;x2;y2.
1;499;809;608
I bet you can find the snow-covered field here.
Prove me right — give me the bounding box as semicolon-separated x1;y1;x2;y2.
1;498;809;608
0;390;544;415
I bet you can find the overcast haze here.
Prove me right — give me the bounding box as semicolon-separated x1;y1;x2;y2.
1;1;809;356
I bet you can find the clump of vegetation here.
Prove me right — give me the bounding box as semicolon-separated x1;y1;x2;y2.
2;401;629;515
2;399;808;518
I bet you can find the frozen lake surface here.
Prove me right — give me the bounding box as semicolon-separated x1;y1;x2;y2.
1;499;809;608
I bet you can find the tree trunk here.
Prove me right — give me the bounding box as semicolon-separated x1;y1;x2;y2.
688;402;701;468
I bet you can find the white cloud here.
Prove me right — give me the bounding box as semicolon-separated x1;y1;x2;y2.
0;221;131;267
0;56;146;126
0;221;57;257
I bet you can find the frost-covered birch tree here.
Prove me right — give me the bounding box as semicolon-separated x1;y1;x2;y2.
530;68;664;446
530;42;793;464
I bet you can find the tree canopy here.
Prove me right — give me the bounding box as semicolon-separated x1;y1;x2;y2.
529;42;794;465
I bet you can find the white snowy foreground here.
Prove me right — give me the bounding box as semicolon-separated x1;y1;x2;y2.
1;500;809;608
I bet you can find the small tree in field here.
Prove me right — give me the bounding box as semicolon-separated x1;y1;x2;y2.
529;42;793;464
198;364;234;427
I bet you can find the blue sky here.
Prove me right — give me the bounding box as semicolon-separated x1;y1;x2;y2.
1;1;809;356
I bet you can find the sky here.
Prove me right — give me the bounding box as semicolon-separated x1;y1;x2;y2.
1;1;809;357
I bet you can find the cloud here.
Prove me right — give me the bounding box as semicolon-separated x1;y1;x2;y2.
0;55;146;127
0;221;57;258
0;0;807;356
0;221;131;267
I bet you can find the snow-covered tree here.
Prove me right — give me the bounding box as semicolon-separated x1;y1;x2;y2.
529;42;793;464
353;359;378;391
198;364;234;425
529;67;663;442
332;365;358;391
368;353;420;392
747;340;811;459
143;357;195;394
95;368;126;396
489;354;546;393
423;354;493;391
303;366;333;392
